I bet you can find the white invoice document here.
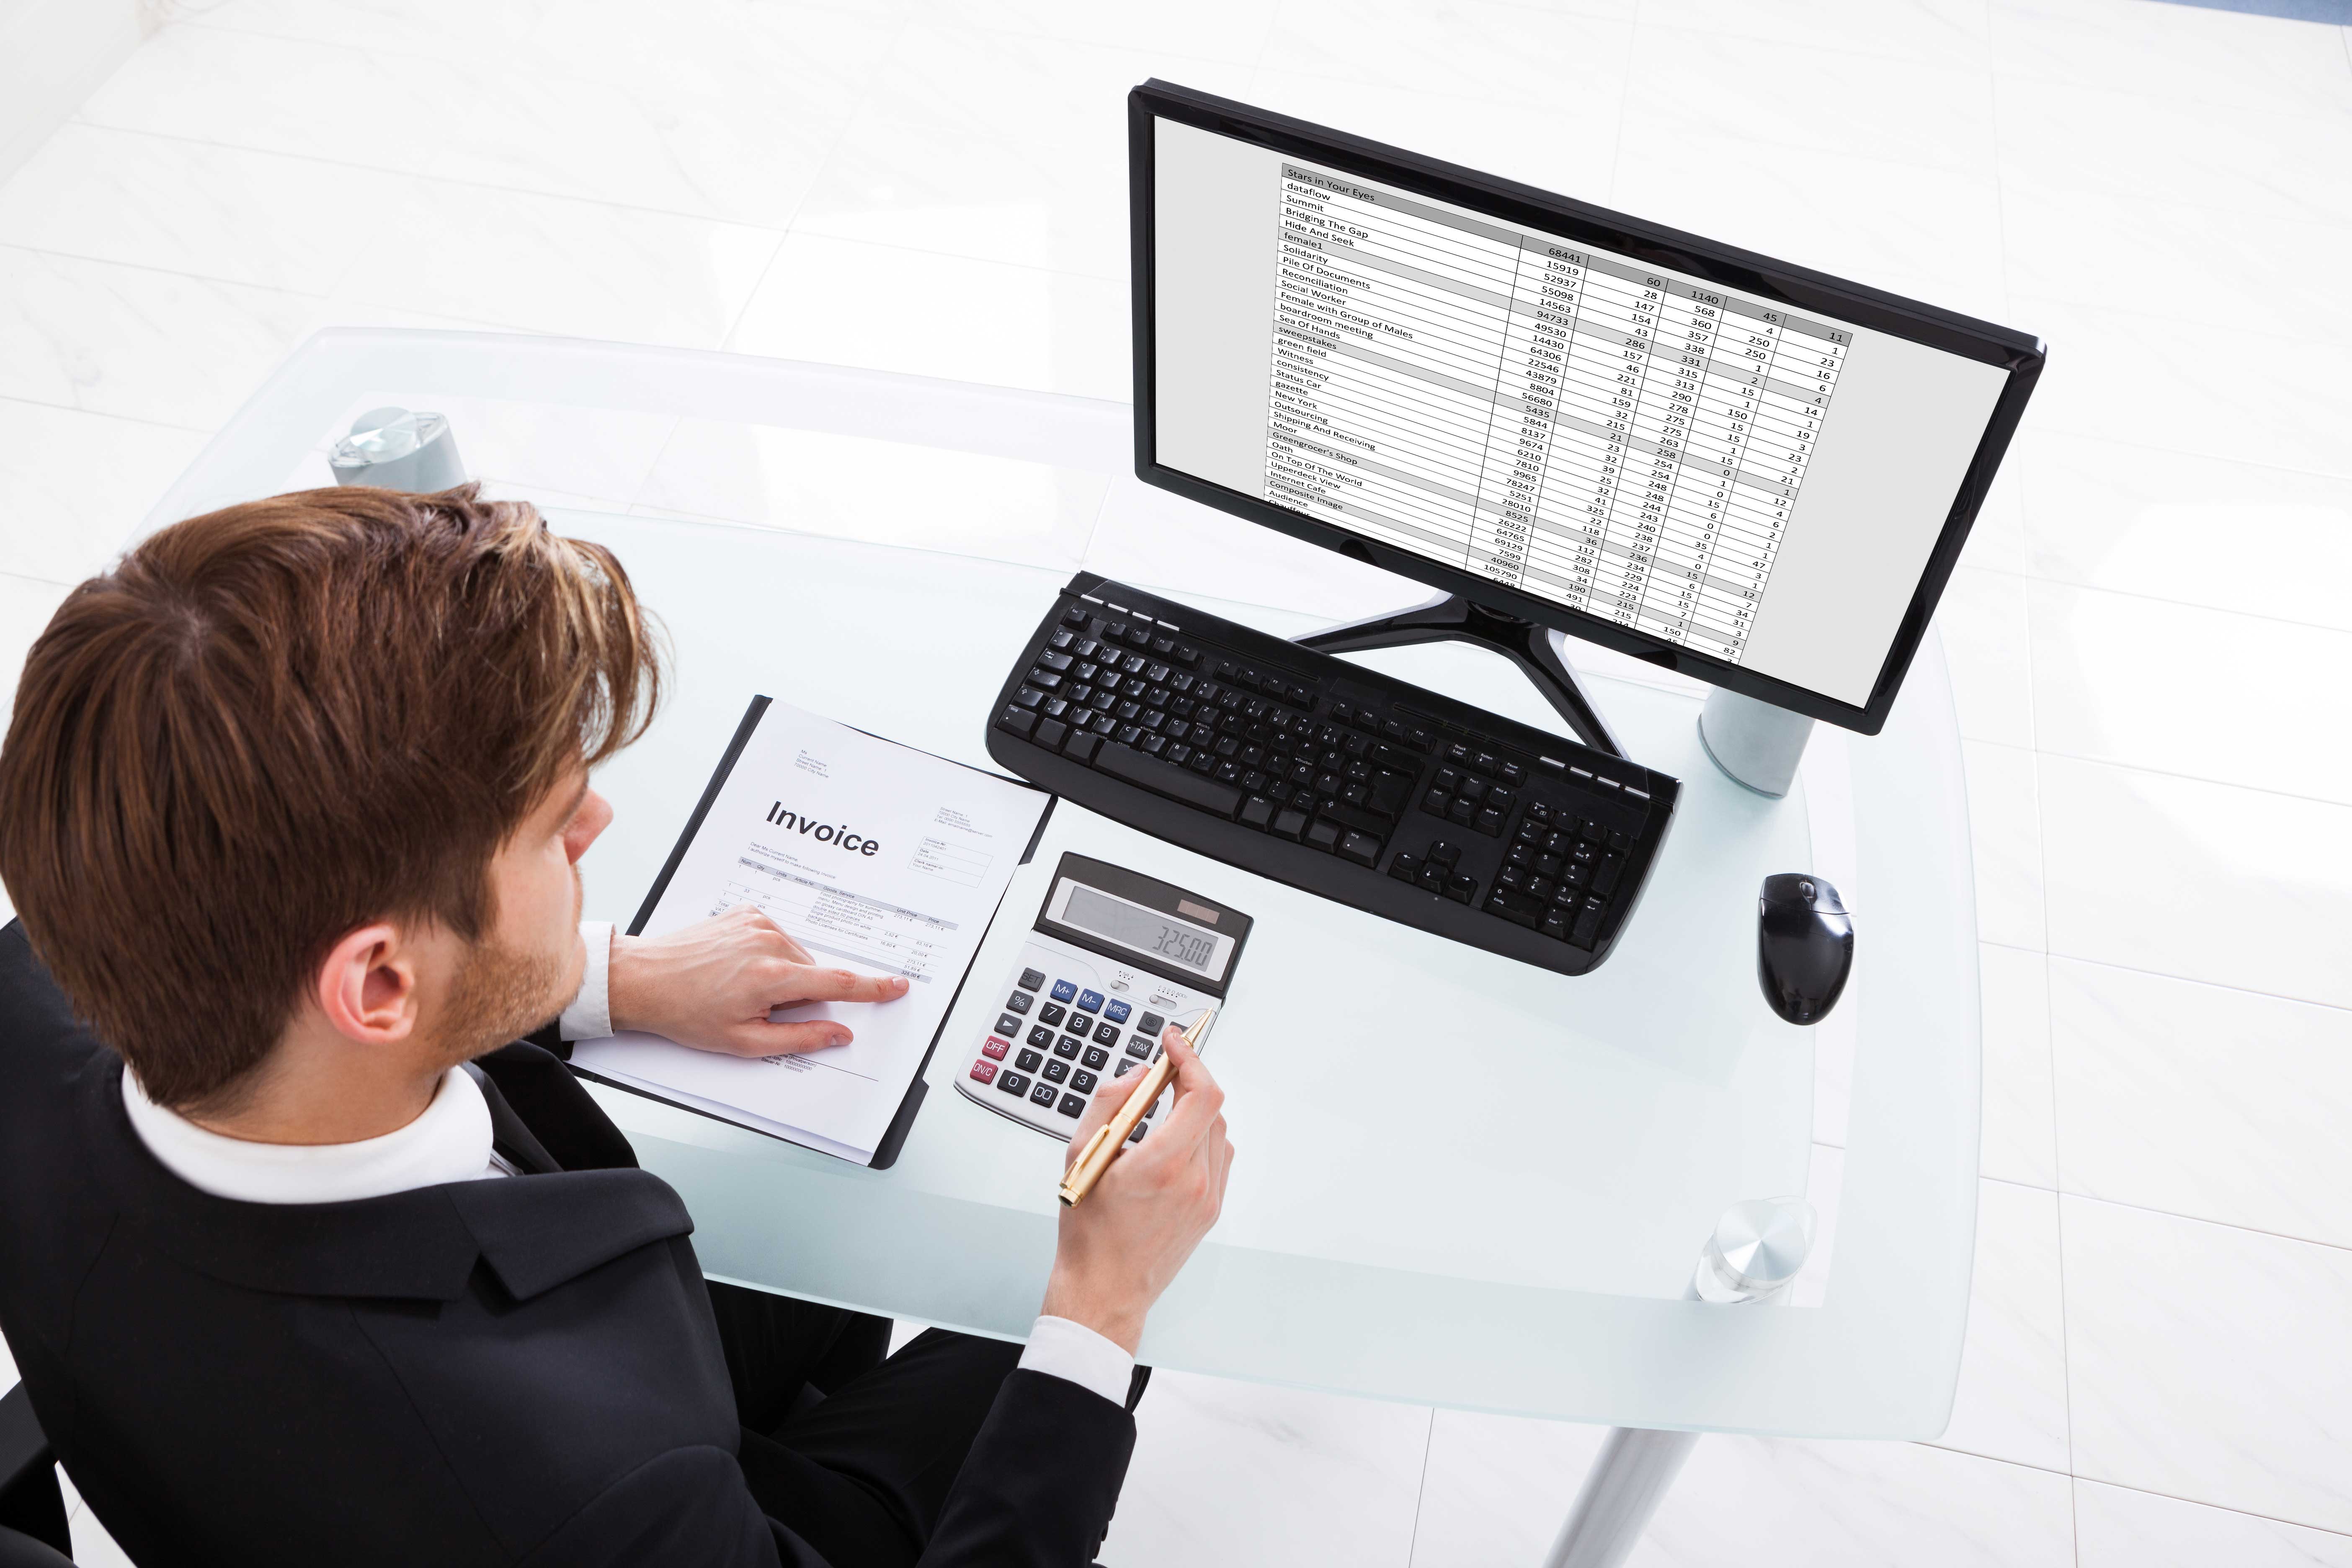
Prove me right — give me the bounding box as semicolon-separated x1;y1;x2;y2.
571;698;1051;1165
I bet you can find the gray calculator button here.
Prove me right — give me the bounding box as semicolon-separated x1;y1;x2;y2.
1016;1049;1043;1073
1126;1121;1147;1143
1007;992;1033;1014
1054;1035;1083;1060
1092;1021;1120;1047
1138;1012;1165;1036
1082;1046;1109;1070
1027;1026;1054;1049
1057;1093;1087;1119
1124;1036;1153;1060
994;1013;1020;1036
1072;1070;1098;1094
1042;1059;1070;1084
1039;1002;1066;1027
1030;1083;1057;1107
1019;967;1046;992
998;1071;1030;1097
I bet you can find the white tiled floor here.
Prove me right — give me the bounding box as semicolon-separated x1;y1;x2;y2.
3;1;2350;1563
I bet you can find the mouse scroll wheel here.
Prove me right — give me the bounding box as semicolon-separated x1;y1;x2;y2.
1797;879;1815;900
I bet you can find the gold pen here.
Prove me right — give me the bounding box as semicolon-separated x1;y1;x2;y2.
1057;1006;1215;1207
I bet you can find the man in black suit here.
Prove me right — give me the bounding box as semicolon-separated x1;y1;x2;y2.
0;486;1235;1566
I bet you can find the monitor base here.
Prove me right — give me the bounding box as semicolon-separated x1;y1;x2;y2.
1696;686;1813;798
1292;593;1627;760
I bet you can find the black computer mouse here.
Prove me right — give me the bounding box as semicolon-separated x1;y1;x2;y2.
1758;873;1852;1026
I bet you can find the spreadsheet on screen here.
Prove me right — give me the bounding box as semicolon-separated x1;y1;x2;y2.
1151;119;2008;708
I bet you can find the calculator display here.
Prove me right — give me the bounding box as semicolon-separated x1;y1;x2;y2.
1061;885;1218;974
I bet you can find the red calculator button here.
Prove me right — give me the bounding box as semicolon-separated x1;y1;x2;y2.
969;1060;998;1083
981;1036;1009;1060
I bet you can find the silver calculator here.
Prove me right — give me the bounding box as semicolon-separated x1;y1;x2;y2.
957;853;1252;1141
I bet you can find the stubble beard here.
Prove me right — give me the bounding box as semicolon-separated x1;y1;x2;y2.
432;866;584;1067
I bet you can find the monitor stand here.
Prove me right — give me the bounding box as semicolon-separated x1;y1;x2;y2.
1291;592;1627;760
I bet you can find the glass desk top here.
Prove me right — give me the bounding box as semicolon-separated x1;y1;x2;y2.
142;330;1981;1439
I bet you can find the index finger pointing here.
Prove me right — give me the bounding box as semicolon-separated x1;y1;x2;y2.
784;966;912;1005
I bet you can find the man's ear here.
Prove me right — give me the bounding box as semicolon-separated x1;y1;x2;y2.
314;924;420;1045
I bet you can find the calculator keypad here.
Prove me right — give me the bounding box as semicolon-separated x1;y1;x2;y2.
960;944;1216;1142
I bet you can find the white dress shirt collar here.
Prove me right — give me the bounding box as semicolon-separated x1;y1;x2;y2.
122;1063;502;1205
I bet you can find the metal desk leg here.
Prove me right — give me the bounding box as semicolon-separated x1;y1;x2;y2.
1543;1196;1817;1566
1542;1427;1698;1568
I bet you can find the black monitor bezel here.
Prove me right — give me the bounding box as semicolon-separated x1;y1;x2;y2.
1128;79;2044;736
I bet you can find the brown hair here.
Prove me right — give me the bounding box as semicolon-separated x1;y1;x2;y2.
0;485;661;1109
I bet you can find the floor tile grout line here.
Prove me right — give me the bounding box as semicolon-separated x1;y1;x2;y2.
2072;1470;2352;1543
1402;1406;1436;1567
2059;1186;2352;1259
1961;733;2352;819
0;392;216;437
50;116;807;239
1945;557;2352;645
1991;939;2352;1020
0;236;335;304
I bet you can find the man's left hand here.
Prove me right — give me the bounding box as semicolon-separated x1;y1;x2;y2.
607;904;908;1056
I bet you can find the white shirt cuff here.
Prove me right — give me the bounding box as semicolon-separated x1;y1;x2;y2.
1018;1315;1135;1408
558;921;614;1041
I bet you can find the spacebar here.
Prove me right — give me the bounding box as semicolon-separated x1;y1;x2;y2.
1092;744;1241;819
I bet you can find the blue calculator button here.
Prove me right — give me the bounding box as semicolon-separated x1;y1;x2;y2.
1103;999;1132;1024
1077;989;1105;1012
1050;979;1078;1003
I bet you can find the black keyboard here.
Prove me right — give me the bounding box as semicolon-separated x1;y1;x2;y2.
986;575;1679;976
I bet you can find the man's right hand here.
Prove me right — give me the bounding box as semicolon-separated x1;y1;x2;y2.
1038;1026;1235;1355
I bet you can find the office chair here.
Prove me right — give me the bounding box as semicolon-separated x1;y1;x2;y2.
0;1383;72;1566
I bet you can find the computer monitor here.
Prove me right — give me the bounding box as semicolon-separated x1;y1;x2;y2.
1128;80;2043;741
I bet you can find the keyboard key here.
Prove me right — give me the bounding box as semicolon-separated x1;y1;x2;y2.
1082;1046;1109;1070
998;707;1037;738
1459;776;1488;804
1422;788;1451;817
1426;839;1461;867
1072;1070;1098;1094
1050;979;1078;1002
995;1012;1021;1035
1271;807;1309;841
1570;895;1607;949
1541;909;1571;941
1239;795;1276;830
1061;603;1089;626
1339;830;1381;867
1476;807;1507;836
1065;732;1101;764
1026;1026;1054;1050
1104;999;1132;1024
1031;1082;1058;1107
1446;798;1475;825
1094;741;1242;818
1017;1048;1044;1072
969;1059;998;1083
1039;1002;1066;1026
981;1037;1009;1060
1498;864;1525;891
1390;851;1421;883
1034;718;1068;750
1139;1012;1165;1037
1485;887;1544;929
1500;761;1528;786
1368;770;1414;817
1059;1093;1088;1118
998;1071;1030;1097
1007;990;1034;1014
1305;818;1342;853
1594;852;1626;895
1446;873;1478;904
1054;1034;1083;1060
1417;863;1447;892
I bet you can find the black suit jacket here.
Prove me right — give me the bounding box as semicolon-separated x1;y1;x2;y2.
0;921;1132;1566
